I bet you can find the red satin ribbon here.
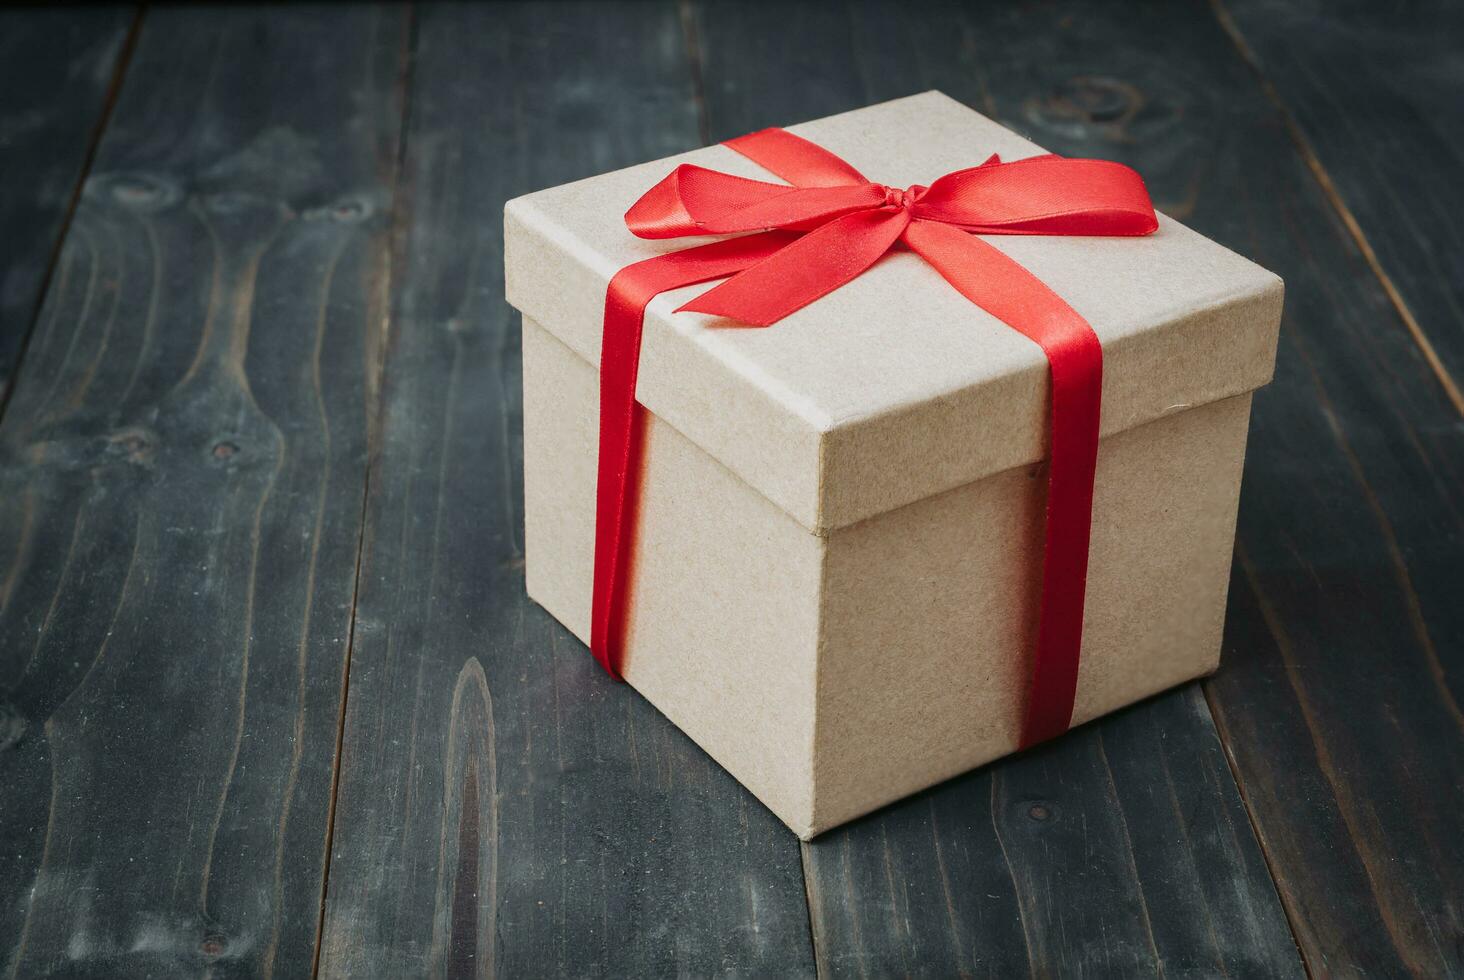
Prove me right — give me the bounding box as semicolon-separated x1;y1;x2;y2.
591;127;1157;748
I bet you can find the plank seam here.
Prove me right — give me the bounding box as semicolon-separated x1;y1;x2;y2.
0;5;144;429
1208;0;1464;418
1201;627;1314;978
798;842;827;979
310;4;420;977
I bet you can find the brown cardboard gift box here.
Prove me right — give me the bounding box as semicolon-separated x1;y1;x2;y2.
503;91;1282;839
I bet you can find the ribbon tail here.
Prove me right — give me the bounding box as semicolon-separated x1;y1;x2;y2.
678;208;910;325
903;220;1103;746
592;232;796;677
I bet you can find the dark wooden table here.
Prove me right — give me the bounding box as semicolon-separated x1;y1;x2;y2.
1;3;1459;976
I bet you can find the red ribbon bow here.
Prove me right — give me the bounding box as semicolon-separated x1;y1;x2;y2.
593;127;1157;747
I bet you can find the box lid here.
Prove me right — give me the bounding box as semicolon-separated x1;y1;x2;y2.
504;91;1282;534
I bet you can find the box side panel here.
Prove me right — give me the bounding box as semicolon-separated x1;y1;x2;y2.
522;317;824;835
812;393;1254;834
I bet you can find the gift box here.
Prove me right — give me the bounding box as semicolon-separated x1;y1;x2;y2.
504;91;1282;838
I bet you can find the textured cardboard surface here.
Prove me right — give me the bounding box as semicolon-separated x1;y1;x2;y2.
523;315;1255;836
510;91;1283;837
505;90;1283;532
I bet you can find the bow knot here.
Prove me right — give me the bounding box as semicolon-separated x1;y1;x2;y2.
881;183;925;211
623;140;1156;327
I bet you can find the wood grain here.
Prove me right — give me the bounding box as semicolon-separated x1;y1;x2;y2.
0;7;133;404
1218;0;1464;413
3;4;1455;977
317;4;815;976
0;7;406;975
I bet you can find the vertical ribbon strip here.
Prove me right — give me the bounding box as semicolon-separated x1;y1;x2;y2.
590;128;1157;747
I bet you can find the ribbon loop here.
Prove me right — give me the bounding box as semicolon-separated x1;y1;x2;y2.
627;166;886;238
916;155;1158;235
593;127;1158;749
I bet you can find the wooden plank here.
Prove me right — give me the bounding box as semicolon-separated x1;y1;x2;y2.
0;8;133;403
686;1;1305;975
1217;0;1464;414
0;8;406;976
317;3;815;976
1202;216;1464;969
